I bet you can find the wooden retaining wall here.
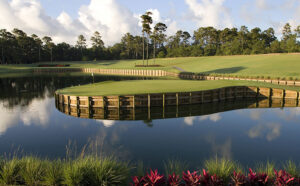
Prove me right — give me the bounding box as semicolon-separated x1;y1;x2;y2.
33;68;167;77
177;73;300;87
33;68;300;86
55;98;300;121
55;87;299;110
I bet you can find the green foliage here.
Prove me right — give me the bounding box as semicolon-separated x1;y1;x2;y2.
204;157;239;183
19;157;45;186
1;23;300;64
43;160;64;186
0;158;22;185
63;157;130;186
157;51;166;58
255;161;276;178
163;159;189;176
283;160;299;177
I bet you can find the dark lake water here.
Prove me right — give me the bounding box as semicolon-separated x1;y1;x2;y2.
1;74;300;169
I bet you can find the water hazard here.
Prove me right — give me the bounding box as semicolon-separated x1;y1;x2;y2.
1;74;300;169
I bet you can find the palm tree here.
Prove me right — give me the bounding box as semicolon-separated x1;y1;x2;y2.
141;11;153;66
152;22;167;64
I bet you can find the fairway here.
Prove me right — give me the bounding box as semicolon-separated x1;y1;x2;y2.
57;80;300;96
1;53;300;79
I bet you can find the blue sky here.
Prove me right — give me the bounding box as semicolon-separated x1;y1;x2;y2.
0;0;299;45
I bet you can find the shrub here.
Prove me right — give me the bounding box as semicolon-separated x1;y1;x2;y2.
43;160;64;186
274;169;295;185
256;161;276;178
182;170;201;186
64;157;130;186
204;157;238;183
283;160;299;177
167;173;181;186
0;158;22;185
157;51;166;58
163;159;188;176
19;157;45;186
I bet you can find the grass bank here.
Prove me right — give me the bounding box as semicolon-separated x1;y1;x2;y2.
56;80;300;96
1;156;300;186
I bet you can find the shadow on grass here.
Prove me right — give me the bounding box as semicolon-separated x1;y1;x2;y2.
201;66;245;74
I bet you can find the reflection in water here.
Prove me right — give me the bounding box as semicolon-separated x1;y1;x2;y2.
96;120;116;128
248;122;281;141
184;114;221;126
205;136;232;160
0;92;52;135
1;75;300;168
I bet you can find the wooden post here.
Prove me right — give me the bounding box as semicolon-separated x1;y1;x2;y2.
77;97;80;117
163;94;165;107
190;92;192;104
102;96;105;108
148;94;151;107
133;95;135;108
176;93;179;106
118;96;120;108
133;107;135;120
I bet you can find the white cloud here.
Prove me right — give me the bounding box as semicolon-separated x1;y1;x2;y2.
96;120;116;128
248;122;281;141
255;0;271;10
205;136;232;159
184;113;221;126
0;0;141;46
184;0;233;28
78;0;140;46
0;95;52;135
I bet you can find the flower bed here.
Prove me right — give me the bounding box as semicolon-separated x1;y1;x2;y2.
133;169;298;186
38;64;70;67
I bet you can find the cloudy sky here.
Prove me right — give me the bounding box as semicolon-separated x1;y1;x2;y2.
0;0;299;46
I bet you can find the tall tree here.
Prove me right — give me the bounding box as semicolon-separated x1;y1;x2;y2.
133;36;143;59
31;34;42;62
42;36;54;62
141;11;153;66
76;35;87;60
182;31;191;47
238;26;250;53
194;27;218;56
152;22;167;64
121;33;134;58
91;31;104;48
90;31;104;60
295;25;300;38
282;23;292;41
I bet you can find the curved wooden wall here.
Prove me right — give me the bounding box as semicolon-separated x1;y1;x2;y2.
55;86;299;109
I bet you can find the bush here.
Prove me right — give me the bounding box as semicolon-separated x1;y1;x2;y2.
204;157;239;183
157;51;166;58
19;157;45;186
0;158;22;185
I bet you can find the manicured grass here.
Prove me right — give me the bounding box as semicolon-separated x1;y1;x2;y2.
1;54;300;79
57;80;300;96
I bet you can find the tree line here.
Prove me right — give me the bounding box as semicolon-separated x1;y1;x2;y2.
0;12;300;64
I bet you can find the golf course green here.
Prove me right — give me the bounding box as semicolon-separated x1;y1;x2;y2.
56;80;300;96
